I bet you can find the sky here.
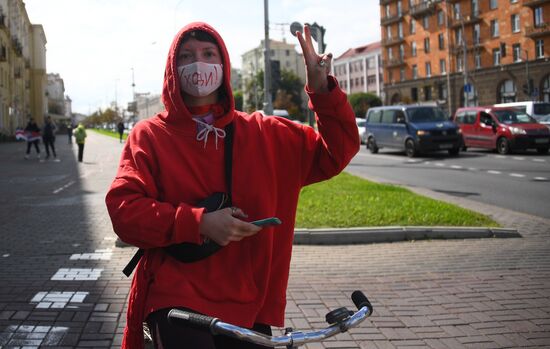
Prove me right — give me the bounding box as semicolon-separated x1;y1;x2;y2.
24;0;381;115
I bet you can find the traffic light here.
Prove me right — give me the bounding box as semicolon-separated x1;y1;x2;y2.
270;60;281;90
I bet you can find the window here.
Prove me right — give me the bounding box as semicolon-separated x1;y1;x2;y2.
387;26;392;39
367;109;382;123
368;75;376;85
398;22;403;38
535;7;544;27
424;37;430;53
411;87;418;101
513;44;521;62
410;18;416;34
457;56;463;72
490;0;497;10
412;41;417;56
499;79;517;103
438;84;447;100
412;64;418;79
491;20;499;37
475;52;481;69
385;4;390;17
425;62;432;77
536;39;544;58
437;10;444;26
388;47;393;60
400;67;405;81
381;110;396;124
473;24;480;45
511;14;520;33
438;33;445;50
424;86;432;101
397;0;402;16
440;59;446;75
423;16;429;29
285;50;290;56
455;27;463;45
493;48;501;66
360;76;364;86
453;3;461;20
472;0;479;15
399;44;405;59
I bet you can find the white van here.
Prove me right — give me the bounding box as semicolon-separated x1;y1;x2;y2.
493;101;550;121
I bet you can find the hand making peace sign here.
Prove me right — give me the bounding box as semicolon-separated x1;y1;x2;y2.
295;24;332;94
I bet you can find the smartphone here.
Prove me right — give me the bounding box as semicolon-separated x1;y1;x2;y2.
251;217;282;227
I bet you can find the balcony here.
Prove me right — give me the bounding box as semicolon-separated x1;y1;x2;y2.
381;14;403;26
450;43;481;55
385;58;406;68
382;36;405;46
410;0;441;18
525;23;550;38
523;0;547;8
450;13;482;28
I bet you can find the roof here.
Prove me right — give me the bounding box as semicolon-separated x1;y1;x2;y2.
335;42;381;60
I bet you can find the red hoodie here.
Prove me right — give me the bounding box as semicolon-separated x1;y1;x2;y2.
105;22;359;348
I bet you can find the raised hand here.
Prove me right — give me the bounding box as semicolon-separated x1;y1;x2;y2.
295;24;332;94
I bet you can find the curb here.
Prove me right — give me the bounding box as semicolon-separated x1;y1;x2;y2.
293;226;521;245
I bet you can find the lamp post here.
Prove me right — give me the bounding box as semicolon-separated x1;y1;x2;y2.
263;0;273;115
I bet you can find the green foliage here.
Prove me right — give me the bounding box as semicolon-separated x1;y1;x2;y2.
348;92;382;118
233;90;243;111
296;172;499;228
84;108;121;128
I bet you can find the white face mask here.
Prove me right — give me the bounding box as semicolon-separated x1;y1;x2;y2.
177;62;224;97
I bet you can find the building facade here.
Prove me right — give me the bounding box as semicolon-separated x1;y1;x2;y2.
0;0;48;137
333;42;384;98
241;39;306;112
380;0;550;115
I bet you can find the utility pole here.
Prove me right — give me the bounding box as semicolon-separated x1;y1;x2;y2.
263;0;273;115
461;17;468;107
444;0;452;116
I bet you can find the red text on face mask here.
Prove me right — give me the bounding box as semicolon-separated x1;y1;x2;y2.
182;66;219;87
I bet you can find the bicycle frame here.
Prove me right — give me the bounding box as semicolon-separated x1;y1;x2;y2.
168;290;373;348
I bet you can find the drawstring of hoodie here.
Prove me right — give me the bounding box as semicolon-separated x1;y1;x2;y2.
192;118;226;149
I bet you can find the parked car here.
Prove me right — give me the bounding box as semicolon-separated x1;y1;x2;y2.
452;106;550;154
356;118;366;144
365;105;462;157
494;101;550;122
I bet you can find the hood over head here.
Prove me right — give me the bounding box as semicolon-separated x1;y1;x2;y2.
160;22;234;128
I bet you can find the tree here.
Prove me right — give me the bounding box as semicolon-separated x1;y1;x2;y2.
244;70;264;112
275;69;303;120
233;90;243;111
348;92;382;118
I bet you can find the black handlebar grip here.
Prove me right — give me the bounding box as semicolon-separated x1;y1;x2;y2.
351;290;373;312
167;309;218;331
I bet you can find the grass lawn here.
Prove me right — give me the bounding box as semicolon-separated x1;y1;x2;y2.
92;128;128;141
296;172;499;228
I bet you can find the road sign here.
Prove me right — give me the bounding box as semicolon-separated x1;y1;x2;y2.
464;84;472;93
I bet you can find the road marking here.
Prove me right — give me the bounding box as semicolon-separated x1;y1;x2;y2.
495;155;506;159
30;291;88;309
2;254;9;258
487;170;501;174
51;268;103;281
70;249;112;260
510;173;525;178
451;165;463;169
534;177;549;181
52;180;75;194
435;163;445;167
513;157;525;161
533;159;546;163
468;167;478;171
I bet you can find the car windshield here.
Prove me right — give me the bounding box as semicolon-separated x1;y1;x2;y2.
493;109;537;124
407;107;447;122
534;103;550;116
538;114;550;122
357;120;366;127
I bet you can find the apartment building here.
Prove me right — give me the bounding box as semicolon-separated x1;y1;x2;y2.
380;0;550;115
241;39;306;111
333;42;384;97
0;0;47;137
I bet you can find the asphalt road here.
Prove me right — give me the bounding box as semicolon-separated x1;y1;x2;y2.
347;146;550;219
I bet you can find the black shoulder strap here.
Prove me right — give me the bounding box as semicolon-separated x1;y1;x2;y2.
224;122;234;204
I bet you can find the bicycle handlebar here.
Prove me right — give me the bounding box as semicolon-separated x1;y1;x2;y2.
167;290;373;348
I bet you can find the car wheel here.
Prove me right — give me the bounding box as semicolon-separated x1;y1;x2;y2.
497;137;510;155
536;147;549;154
367;137;378;154
448;148;460;156
405;139;417;158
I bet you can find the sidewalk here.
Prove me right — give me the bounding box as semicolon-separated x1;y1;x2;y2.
1;132;549;348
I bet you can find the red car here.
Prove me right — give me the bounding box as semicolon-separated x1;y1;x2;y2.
453;106;550;154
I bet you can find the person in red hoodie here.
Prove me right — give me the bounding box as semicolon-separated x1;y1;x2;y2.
106;22;359;349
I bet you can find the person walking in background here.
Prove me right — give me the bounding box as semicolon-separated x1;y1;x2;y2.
106;22;359;348
24;119;41;160
117;121;125;143
42;116;57;160
67;123;73;144
73;123;87;162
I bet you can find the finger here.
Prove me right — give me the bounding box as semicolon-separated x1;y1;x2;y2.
229;206;248;218
304;25;314;53
296;30;313;61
